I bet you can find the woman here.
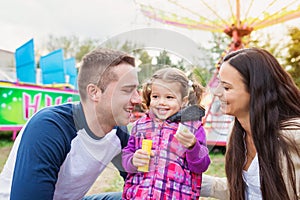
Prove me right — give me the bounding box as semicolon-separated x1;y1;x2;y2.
202;47;300;200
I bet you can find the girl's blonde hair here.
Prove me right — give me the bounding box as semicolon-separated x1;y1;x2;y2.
142;67;204;110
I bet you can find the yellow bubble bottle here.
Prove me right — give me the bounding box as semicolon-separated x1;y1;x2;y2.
137;139;152;172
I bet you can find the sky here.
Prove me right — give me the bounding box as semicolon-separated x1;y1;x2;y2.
0;0;140;52
1;0;300;53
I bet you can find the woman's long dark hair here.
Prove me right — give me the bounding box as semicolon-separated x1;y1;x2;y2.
223;47;300;200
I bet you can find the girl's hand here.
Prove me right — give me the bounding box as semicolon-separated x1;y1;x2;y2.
132;149;151;168
175;124;197;149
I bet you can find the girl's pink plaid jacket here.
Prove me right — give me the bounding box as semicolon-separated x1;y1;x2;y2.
122;112;211;200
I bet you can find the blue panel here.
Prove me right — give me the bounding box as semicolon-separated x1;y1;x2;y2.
64;57;77;87
15;39;36;83
40;49;65;84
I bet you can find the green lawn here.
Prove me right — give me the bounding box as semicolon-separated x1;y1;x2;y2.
0;132;14;171
0;131;14;148
205;150;226;177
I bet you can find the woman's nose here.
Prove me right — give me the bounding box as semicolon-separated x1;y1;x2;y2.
213;84;224;97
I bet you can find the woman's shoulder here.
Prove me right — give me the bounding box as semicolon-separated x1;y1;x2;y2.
280;118;300;143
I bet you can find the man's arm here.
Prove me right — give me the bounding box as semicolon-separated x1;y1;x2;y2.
10;109;74;200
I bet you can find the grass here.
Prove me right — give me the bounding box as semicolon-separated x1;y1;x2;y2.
0;131;15;171
0;131;14;148
205;148;226;177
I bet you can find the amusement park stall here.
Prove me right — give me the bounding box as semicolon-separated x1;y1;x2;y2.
0;39;79;140
0;81;79;140
134;0;300;148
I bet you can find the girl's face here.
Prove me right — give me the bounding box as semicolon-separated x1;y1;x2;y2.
214;61;250;119
150;79;186;120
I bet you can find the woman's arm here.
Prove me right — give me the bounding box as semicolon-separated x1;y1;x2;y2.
201;174;229;200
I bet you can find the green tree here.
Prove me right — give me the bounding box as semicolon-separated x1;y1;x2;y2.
192;67;211;87
156;50;172;66
134;50;154;85
46;35;79;58
176;59;186;71
285;27;300;87
207;32;231;68
75;39;98;62
138;50;152;65
247;31;285;64
102;40;141;55
43;35;98;62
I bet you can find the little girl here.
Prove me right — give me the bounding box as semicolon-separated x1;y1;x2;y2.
122;67;210;199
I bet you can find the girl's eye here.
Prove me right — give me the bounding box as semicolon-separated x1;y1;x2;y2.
151;95;158;99
223;87;229;91
167;96;174;99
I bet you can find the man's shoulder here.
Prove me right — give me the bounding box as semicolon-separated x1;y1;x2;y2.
39;102;73;114
32;103;74;123
115;126;129;149
24;102;77;141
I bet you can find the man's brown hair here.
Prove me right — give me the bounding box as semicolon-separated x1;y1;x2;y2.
77;48;135;100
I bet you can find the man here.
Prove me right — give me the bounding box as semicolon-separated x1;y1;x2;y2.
0;48;141;200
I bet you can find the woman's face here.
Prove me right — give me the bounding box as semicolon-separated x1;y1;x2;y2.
214;61;250;119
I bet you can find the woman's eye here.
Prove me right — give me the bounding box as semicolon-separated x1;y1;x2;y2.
221;84;230;91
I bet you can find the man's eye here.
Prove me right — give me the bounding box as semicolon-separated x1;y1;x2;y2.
122;87;135;93
122;90;131;93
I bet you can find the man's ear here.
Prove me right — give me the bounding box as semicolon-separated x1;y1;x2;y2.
181;96;188;107
87;83;101;101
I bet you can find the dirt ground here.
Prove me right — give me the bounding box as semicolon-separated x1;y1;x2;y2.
1;146;219;199
86;166;215;200
0;146;12;171
86;163;122;195
86;163;217;200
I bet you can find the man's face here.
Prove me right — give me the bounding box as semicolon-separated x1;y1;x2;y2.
97;63;141;128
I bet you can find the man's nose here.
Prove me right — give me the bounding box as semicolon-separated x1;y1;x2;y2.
131;90;141;104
